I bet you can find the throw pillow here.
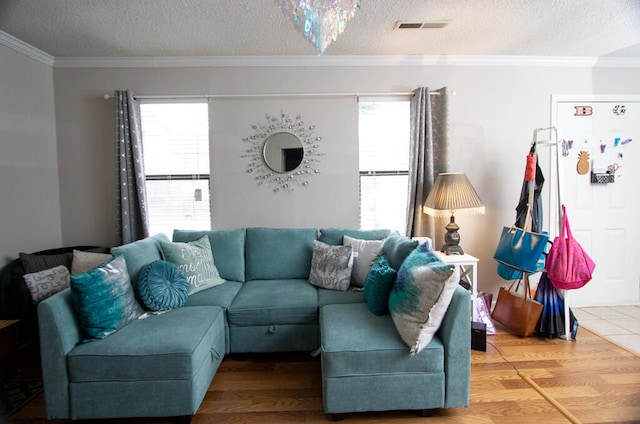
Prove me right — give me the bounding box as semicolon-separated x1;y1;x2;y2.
342;235;383;288
416;264;460;351
159;236;226;296
318;228;391;245
23;265;70;304
388;242;457;355
363;256;397;316
19;252;73;274
70;256;144;343
308;240;353;291
382;233;419;271
137;260;189;311
71;250;113;275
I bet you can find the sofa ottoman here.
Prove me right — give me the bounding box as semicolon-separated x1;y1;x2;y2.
319;285;471;417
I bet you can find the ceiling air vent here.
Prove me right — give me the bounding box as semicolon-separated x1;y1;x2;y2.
394;21;449;30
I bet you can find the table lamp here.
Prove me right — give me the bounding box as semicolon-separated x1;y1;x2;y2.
423;172;485;255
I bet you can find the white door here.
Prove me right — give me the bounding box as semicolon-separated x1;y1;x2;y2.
552;96;640;307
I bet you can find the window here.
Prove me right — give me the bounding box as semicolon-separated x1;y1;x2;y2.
139;102;211;236
358;100;410;233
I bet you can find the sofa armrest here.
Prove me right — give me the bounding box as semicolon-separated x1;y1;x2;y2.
437;284;471;408
38;288;82;419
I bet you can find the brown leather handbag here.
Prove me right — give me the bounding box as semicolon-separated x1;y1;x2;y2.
491;274;543;337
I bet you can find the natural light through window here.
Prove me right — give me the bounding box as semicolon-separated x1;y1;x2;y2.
139;102;211;237
358;100;410;233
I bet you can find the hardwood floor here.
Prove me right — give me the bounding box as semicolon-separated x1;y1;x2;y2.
11;327;640;424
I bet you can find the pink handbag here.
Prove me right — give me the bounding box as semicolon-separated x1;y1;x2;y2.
546;205;596;290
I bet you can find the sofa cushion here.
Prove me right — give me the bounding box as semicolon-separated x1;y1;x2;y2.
172;229;246;282
70;256;145;343
111;233;170;291
68;306;225;382
382;233;419;271
364;255;397;316
138;260;189;311
159;236;226;296
317;288;365;307
320;303;444;377
245;228;317;280
185;281;243;309
228;279;318;326
318;228;390;246
308;241;353;292
23;265;70;304
343;236;383;287
388;243;459;355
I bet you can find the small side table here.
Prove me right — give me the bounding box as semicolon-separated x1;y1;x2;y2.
0;319;20;380
434;252;479;320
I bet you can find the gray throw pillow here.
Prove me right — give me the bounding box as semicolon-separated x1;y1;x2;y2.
309;240;353;291
23;265;70;304
343;235;383;287
71;250;113;275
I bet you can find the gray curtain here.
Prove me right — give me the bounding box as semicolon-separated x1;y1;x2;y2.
114;90;149;245
406;87;449;238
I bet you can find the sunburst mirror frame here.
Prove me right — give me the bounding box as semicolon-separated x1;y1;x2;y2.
242;113;322;192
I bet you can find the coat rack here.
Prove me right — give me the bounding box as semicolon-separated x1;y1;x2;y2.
532;127;574;341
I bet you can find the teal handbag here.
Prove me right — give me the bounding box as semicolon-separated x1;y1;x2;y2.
494;178;548;274
493;226;549;273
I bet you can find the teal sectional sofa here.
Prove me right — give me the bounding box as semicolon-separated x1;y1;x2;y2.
37;227;471;422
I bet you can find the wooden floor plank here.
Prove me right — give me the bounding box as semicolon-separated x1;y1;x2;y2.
10;328;640;423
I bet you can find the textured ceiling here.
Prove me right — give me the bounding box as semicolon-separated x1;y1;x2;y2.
1;0;639;59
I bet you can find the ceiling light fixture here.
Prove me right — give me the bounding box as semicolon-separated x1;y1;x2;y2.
276;0;361;55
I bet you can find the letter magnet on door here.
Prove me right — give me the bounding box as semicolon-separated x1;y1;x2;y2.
574;106;593;116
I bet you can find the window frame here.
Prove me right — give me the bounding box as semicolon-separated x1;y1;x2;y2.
139;100;212;235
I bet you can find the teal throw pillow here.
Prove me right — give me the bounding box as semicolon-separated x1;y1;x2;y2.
382;233;419;270
308;240;353;291
159;236;226;295
138;260;189;311
70;256;145;343
363;256;397;316
388;242;459;355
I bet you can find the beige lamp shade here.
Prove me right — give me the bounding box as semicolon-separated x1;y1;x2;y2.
423;172;485;217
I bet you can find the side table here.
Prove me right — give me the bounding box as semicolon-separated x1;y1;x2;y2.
0;319;20;380
434;252;479;320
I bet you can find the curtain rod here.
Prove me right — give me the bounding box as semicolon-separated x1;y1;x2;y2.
103;90;455;100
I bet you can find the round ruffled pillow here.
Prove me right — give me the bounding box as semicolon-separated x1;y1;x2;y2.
138;260;189;311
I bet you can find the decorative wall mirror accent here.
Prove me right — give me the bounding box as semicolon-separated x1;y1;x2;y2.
242;113;322;192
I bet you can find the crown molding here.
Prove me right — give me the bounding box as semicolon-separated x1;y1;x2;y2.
0;32;636;70
0;30;54;67
52;54;640;69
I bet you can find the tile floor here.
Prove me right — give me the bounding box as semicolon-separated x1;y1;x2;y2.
573;305;640;355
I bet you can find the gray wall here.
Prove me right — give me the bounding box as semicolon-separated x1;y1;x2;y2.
0;44;61;264
3;46;640;301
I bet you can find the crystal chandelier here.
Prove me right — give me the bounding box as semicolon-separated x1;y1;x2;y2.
276;0;361;55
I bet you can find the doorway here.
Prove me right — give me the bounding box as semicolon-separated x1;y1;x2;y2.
551;95;640;306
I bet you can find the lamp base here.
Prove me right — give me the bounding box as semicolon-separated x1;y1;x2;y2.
440;215;464;255
441;243;464;255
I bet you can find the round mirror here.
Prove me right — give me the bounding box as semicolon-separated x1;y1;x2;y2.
263;132;304;173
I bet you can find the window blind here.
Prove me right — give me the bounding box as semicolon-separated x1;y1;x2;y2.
139;102;211;236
